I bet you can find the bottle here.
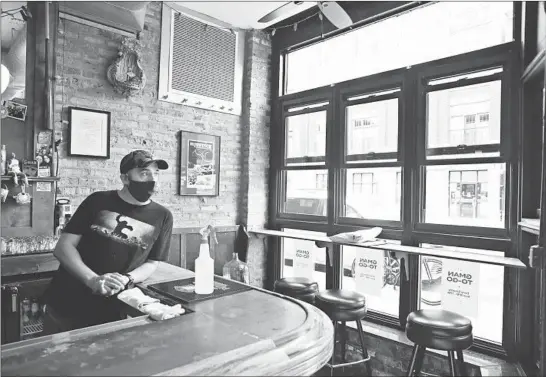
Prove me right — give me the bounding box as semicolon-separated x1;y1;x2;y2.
194;225;218;295
1;145;6;175
223;252;250;284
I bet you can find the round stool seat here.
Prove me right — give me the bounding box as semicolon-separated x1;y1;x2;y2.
315;289;367;321
274;277;319;296
406;309;473;351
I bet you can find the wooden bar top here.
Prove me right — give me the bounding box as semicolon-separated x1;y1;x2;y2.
1;263;334;376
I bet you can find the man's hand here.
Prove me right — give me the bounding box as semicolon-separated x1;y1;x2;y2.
87;273;129;296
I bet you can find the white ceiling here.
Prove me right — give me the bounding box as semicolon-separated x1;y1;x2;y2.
175;1;316;29
1;1;27;51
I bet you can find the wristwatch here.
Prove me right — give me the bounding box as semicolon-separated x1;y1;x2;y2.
123;273;135;289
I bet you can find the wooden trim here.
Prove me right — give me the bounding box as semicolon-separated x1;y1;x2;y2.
519;218;540;235
249;228;526;268
171;225;239;235
522;48;546;83
1;252;59;276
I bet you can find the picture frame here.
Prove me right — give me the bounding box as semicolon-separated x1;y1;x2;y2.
68;106;111;159
179;131;221;196
3;100;27;121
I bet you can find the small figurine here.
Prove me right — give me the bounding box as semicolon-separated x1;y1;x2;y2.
6;153;27;186
1;184;8;203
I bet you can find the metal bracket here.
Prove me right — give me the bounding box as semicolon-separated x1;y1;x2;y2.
529;245;544;269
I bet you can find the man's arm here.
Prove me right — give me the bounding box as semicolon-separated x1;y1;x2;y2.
54;233;125;293
126;260;159;284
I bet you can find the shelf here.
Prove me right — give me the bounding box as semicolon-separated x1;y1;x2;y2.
1;175;60;182
519;218;540;236
21;317;43;336
249;228;527;269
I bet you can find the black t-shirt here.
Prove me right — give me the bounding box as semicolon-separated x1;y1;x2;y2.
44;190;173;322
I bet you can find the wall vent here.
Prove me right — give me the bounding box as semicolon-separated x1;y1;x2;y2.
158;4;244;115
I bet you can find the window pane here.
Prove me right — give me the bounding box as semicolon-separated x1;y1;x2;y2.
286;111;326;166
346;98;398;161
427;80;501;158
284;169;328;216
286;2;513;94
419;245;504;343
424;164;505;227
282;228;327;291
345;167;401;220
341;244;400;317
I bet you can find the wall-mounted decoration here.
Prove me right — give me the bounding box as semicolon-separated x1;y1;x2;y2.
68;107;111;159
106;37;146;97
2;100;27;121
36;130;52;177
179;131;220;196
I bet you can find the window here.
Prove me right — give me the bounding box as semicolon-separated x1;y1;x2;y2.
341;244;400;317
280;100;330;217
273;1;515;353
286;109;327;166
425;164;505;227
395;172;402;204
419;245;504;344
315;173;328;189
345;167;402;220
282;228;327;291
284;2;513;94
427;75;502;159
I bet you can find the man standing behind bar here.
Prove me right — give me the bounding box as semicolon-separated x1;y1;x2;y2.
42;150;174;334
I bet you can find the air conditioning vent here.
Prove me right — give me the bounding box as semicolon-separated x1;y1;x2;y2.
158;4;244;115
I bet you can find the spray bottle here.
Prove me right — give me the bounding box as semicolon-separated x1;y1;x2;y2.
194;225;218;295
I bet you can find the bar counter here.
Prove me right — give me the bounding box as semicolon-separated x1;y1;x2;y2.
1;263;334;376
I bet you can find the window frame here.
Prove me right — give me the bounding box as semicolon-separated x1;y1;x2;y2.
269;4;521;360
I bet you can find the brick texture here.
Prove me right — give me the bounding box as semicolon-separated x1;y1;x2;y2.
53;2;272;282
238;31;272;287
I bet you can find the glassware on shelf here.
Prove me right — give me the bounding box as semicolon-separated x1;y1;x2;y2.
21;299;30;324
222;252;250;284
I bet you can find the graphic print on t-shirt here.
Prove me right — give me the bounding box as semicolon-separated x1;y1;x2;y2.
90;210;156;251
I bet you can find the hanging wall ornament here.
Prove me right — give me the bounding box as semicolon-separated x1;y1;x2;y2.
106;37;146;97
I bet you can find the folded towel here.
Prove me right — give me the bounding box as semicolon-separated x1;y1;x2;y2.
329;227;383;244
117;288;185;320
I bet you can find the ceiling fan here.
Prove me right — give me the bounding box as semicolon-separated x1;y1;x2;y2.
258;1;352;30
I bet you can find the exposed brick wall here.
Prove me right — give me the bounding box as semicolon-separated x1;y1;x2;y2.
238;31;272;287
54;2;270;233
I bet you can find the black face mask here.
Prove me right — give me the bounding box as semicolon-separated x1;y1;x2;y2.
127;180;155;202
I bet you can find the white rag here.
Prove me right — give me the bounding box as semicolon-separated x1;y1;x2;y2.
329;227;383;244
118;287;185;321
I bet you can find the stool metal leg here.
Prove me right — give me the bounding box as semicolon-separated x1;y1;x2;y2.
355;319;372;376
447;351;457;377
456;350;467;376
340;321;347;363
329;321;338;377
406;344;425;377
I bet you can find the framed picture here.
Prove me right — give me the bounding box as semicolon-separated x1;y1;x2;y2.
179;131;220;196
3;100;27;121
68;107;111;158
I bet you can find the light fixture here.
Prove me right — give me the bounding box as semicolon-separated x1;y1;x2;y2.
1;64;10;94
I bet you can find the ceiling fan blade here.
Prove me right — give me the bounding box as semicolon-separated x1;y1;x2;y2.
258;2;304;23
318;1;352;29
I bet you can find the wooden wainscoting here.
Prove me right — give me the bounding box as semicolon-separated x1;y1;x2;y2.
167;226;239;275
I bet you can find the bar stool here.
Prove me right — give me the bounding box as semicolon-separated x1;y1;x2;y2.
273;277;319;304
315;289;372;376
405;309;473;377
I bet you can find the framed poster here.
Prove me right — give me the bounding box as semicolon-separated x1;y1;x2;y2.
68;107;111;158
440;259;480;318
179;131;220;196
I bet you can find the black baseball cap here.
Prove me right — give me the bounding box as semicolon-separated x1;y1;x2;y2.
120;150;169;174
